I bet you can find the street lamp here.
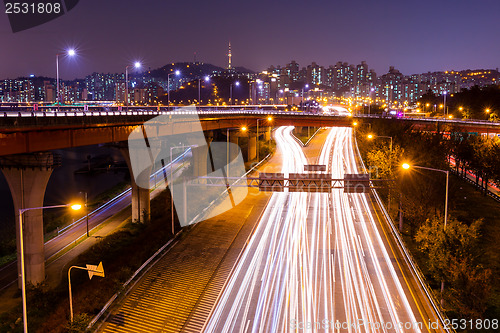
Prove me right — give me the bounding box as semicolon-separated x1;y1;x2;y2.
401;163;448;229
443;91;447;116
368;87;375;115
226;126;247;175
256;116;273;162
168;70;181;110
125;62;142;111
198;76;210;105
302;84;309;111
56;49;76;111
68;262;104;322
18;203;81;333
402;162;449;305
367;134;393;153
230;81;240;105
79;192;90;237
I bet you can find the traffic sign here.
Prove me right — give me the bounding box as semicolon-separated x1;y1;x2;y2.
86;261;105;280
304;164;327;172
289;173;332;193
344;174;370;193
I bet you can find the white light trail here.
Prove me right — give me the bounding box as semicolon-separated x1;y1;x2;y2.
204;126;433;333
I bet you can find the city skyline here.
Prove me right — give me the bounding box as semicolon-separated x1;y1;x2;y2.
1;0;499;80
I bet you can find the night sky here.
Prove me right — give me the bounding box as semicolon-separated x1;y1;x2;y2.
1;0;499;79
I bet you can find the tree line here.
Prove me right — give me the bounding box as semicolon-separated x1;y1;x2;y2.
356;119;499;322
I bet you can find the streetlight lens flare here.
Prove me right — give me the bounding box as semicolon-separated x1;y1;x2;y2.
134;61;141;68
402;163;410;170
235;81;240;86
205;76;210;81
267;116;272;121
67;49;76;56
241;126;247;132
71;204;82;211
175;70;181;76
367;134;374;139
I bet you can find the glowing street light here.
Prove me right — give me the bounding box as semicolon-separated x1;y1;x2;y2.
443;91;447;116
230;81;240;105
18;203;81;333
401;163;448;229
198;76;210;105
256;116;273;161
71;204;82;211
168;70;181;110
125;61;142;110
56;48;76;111
367;134;392;153
402;162;449;306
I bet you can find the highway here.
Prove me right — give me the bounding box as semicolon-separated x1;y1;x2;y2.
0;150;189;292
204;126;446;333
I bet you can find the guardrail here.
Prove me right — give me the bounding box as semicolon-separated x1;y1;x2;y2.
0;106;498;128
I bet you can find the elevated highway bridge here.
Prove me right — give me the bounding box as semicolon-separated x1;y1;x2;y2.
1;106;499;156
0;105;498;288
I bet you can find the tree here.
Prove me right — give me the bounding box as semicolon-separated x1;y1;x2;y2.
415;217;491;318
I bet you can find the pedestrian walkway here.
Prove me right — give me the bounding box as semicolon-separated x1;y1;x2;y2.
97;188;270;333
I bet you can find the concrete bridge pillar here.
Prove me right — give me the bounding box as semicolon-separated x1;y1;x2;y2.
248;134;257;161
0;153;58;287
120;147;151;223
264;127;271;142
191;139;213;179
230;134;239;163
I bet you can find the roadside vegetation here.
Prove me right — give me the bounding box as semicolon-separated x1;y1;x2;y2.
0;190;179;333
356;119;500;329
292;126;319;145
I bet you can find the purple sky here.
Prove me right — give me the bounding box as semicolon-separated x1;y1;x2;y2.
1;0;499;79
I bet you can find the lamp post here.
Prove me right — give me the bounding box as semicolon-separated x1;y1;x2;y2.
226;126;246;175
443;91;447;117
302;84;309;111
230;81;240;105
198;76;210;105
68;262;104;322
367;134;393;153
56;49;76;111
125;62;141;111
83;192;89;237
168;70;181;111
18;203;81;333
402;163;449;306
402;163;449;229
256;116;273;162
368;87;375;115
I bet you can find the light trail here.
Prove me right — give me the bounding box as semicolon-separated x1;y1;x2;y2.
204;126;441;333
